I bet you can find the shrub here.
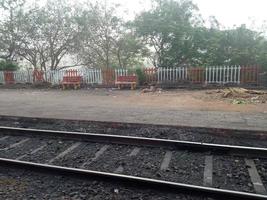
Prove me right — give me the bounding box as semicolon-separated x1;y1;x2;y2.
135;68;145;85
0;60;19;71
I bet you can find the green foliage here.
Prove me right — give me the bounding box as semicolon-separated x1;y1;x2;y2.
135;68;146;85
0;60;19;71
133;0;200;67
0;0;26;61
193;25;267;71
115;33;149;68
133;0;267;70
1;0;267;71
74;2;149;69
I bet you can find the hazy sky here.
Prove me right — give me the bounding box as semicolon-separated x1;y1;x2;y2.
110;0;267;29
193;0;267;28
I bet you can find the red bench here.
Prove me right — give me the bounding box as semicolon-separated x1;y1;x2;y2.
61;70;82;90
115;75;137;90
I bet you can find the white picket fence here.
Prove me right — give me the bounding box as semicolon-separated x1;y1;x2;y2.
0;70;34;84
115;68;128;79
157;67;187;83
82;69;102;85
205;66;241;84
44;69;103;85
156;65;242;84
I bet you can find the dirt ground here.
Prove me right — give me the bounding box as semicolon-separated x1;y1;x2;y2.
128;89;267;113
58;88;267;113
0;87;267;113
1;88;266;112
0;88;266;131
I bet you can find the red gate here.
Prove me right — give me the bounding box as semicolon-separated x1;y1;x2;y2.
188;67;205;84
33;70;44;83
241;66;259;84
144;68;157;84
102;68;115;86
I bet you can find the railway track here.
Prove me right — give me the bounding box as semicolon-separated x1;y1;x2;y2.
0;126;267;199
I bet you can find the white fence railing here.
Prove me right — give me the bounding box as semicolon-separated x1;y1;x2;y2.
157;65;243;84
0;65;257;86
157;67;187;83
205;66;241;84
14;70;33;83
0;70;33;84
0;71;4;84
45;69;104;85
82;69;102;84
115;69;128;79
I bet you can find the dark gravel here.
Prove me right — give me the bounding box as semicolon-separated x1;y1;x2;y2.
162;151;205;185
121;147;166;178
22;139;74;163
0;135;207;187
213;155;254;193
255;158;267;190
0;133;265;193
0;135;28;149
0;166;214;200
120;148;205;186
0;118;267;148
52;142;101;168
0;120;266;197
0;137;44;159
84;144;132;172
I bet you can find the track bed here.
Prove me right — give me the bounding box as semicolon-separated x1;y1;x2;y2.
0;128;266;199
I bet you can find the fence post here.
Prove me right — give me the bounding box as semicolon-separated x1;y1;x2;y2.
157;68;160;83
233;65;236;84
0;71;4;84
256;65;260;85
238;65;241;84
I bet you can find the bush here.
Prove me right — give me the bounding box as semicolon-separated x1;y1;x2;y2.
135;68;145;85
0;60;19;71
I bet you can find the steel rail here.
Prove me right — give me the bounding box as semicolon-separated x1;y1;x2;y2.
0;158;266;200
0;126;267;157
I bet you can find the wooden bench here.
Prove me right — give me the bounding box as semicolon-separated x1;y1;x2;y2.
115;75;137;90
61;70;82;90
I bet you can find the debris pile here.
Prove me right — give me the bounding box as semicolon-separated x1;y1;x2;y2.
141;86;162;94
206;88;267;104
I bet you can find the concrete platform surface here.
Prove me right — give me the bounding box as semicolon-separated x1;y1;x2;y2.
0;89;266;131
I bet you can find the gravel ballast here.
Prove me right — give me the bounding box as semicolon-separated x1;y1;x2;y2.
0;133;263;193
255;158;267;190
0;116;266;198
22;139;74;163
0;166;213;200
0;116;266;148
213;155;254;193
52;142;101;168
0;135;28;149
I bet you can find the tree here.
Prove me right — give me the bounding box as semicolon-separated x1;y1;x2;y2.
74;2;122;68
0;0;26;62
115;32;149;68
75;1;149;69
198;25;267;67
19;0;78;71
133;0;200;67
1;0;267;71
